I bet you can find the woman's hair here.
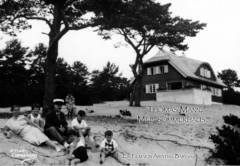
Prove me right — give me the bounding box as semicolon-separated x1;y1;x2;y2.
10;105;20;112
105;130;113;137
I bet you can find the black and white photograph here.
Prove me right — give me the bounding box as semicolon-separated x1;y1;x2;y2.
0;0;240;165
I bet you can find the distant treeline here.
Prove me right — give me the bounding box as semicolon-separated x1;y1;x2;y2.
0;40;131;107
217;69;240;106
1;40;240;107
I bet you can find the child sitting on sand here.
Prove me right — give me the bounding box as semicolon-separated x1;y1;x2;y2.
71;110;93;141
99;130;130;166
28;104;44;130
68;134;88;165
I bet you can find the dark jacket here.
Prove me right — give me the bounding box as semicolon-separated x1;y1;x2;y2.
44;110;68;130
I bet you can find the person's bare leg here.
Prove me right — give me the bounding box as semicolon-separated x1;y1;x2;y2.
67;154;75;166
45;126;65;145
84;128;94;143
99;151;106;164
39;119;45;130
45;140;63;152
72;158;81;165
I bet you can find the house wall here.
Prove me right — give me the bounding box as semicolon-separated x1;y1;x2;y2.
186;78;223;103
141;61;185;100
156;88;212;105
141;61;223;103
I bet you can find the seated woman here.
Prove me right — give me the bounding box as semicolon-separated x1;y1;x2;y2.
3;105;63;152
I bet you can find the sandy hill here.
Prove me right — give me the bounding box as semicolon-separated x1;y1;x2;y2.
0;101;240;166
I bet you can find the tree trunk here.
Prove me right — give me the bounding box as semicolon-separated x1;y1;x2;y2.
129;85;135;106
129;92;134;106
42;46;58;115
134;76;142;107
129;56;144;107
42;4;62;115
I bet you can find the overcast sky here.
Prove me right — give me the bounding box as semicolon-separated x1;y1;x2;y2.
1;0;240;79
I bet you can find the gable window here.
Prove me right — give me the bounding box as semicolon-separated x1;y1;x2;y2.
145;84;159;94
205;70;211;78
200;68;204;76
200;67;211;78
147;65;168;75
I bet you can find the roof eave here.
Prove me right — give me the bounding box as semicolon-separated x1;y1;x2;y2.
187;76;226;87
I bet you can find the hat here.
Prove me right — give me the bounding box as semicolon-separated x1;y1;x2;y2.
53;99;64;104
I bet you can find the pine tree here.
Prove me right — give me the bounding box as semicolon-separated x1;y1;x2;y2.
208;114;240;164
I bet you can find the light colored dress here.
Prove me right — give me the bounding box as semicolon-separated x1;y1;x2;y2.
5;115;49;145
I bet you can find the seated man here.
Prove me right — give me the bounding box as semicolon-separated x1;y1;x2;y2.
44;99;76;148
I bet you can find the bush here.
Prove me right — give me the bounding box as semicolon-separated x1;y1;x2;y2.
222;90;240;106
207;114;240;164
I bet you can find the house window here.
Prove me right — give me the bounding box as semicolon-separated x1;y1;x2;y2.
219;89;222;96
147;68;152;75
159;66;164;74
164;65;168;73
201;84;207;90
167;82;182;90
210;87;222;97
215;88;222;97
200;68;204;77
147;65;168;75
200;67;211;78
145;84;159;94
155;66;160;74
206;70;211;78
145;84;150;93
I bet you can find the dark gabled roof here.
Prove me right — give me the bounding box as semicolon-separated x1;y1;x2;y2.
144;50;226;87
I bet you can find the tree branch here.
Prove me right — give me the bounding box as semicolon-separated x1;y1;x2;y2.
68;21;97;31
136;37;144;49
145;44;154;55
60;9;69;29
49;27;68;50
41;32;49;36
64;0;76;7
14;15;52;29
120;29;139;55
49;22;97;50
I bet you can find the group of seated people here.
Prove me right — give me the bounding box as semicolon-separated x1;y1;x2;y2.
3;99;130;165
